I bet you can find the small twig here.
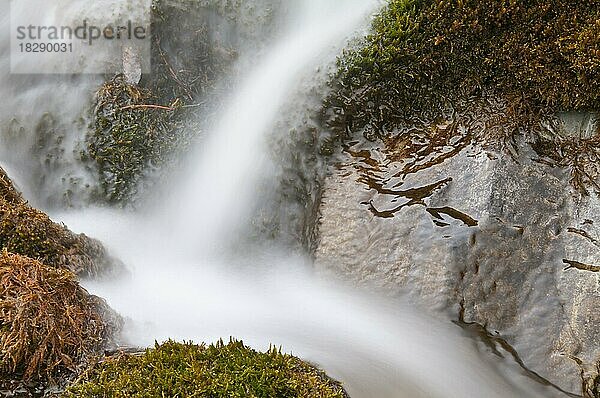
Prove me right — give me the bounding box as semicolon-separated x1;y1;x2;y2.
119;104;175;111
181;101;207;109
563;259;600;272
567;227;599;247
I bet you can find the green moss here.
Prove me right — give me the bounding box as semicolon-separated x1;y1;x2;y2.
0;200;108;276
0;203;62;258
85;1;238;205
327;0;600;142
64;339;349;398
0;167;120;277
86;75;180;204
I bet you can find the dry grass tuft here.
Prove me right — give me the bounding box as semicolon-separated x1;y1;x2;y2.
0;251;120;381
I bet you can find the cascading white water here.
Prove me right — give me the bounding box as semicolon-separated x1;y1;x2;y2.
61;205;553;398
2;1;562;397
162;0;383;255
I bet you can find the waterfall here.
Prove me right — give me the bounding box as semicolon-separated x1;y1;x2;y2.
2;1;556;397
163;0;382;255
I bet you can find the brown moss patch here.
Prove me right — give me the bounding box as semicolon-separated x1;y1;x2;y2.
0;251;120;382
0;167;121;277
0;168;22;205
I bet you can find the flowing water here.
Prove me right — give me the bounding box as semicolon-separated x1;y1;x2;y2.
0;1;565;397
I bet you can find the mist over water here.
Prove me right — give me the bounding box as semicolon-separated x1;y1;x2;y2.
1;1;561;397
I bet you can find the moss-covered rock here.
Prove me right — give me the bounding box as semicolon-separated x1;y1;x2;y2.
326;0;600;141
0;251;120;382
65;339;349;398
324;0;600;194
86;75;181;204
0;167;121;277
84;0;239;205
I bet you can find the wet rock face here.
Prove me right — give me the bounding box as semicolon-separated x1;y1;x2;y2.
315;133;600;395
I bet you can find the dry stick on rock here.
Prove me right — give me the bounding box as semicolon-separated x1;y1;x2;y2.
563;259;600;273
119;104;175;112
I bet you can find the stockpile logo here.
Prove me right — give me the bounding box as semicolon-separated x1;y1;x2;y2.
10;0;151;76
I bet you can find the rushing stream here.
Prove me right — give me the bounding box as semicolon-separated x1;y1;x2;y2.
0;1;570;397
